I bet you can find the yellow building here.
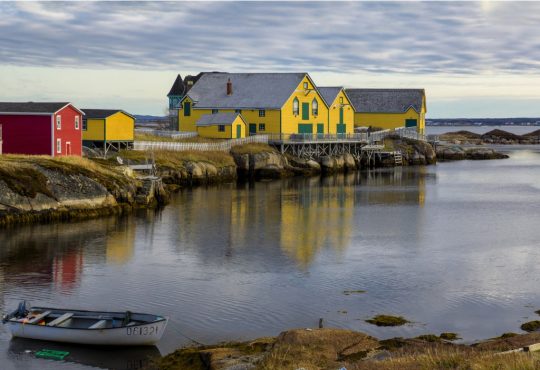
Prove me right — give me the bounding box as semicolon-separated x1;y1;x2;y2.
345;89;427;134
196;112;247;139
318;87;354;134
82;109;135;150
178;72;329;137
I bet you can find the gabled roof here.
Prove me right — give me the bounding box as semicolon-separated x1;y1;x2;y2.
196;112;244;126
185;72;307;109
167;74;186;97
345;89;425;113
318;87;343;106
0;102;82;115
82;109;134;119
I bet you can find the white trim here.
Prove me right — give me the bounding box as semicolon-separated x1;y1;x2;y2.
56;115;62;130
53;103;85;116
56;138;62;154
75;116;79;130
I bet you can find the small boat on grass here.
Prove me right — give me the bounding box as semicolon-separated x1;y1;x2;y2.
2;301;168;346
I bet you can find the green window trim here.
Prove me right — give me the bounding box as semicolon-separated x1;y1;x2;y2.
184;102;191;116
298;123;313;134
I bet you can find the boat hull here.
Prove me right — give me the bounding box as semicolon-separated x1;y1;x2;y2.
6;319;168;346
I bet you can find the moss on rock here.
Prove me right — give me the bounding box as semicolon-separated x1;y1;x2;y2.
365;314;409;327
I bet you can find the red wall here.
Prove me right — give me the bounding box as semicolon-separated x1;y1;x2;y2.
0;104;82;157
53;105;82;156
0;114;52;155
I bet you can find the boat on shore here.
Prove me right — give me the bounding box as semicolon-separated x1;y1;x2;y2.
2;301;168;346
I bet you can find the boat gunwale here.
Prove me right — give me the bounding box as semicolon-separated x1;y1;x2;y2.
7;307;168;332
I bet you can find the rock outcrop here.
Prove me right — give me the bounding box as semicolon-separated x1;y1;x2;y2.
436;145;509;161
233;151;291;179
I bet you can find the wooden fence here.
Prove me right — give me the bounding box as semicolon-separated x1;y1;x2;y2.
134;135;269;152
135;129;198;139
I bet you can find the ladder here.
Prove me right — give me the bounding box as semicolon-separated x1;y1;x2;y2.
394;151;403;166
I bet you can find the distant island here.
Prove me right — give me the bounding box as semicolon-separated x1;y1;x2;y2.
427;118;540;126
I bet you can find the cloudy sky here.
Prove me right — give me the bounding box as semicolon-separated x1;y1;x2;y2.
1;1;540;117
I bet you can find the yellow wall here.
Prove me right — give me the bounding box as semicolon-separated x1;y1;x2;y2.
83;112;134;141
327;90;354;134
196;116;246;139
354;106;426;134
83;119;105;141
105;111;134;141
280;75;329;134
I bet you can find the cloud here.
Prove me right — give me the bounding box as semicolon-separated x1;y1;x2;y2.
1;1;540;76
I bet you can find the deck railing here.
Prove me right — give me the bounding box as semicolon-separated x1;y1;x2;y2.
134;135;269;152
135;129;198;139
267;133;368;143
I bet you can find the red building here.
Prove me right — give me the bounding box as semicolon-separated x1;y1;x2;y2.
0;102;84;156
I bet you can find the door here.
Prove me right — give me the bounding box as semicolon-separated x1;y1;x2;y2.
317;123;324;138
337;124;346;136
65;141;71;155
405;119;417;128
236;125;242;138
302;103;310;120
298;124;313;134
249;123;257;135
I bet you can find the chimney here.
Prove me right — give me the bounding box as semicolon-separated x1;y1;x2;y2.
226;78;233;96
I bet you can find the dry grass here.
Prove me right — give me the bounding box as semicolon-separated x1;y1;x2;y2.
117;149;235;169
230;143;277;155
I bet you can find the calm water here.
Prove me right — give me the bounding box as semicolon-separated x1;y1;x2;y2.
1;147;540;369
427;125;540;136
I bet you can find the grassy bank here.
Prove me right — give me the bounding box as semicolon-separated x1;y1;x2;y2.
156;329;540;370
115;149;235;170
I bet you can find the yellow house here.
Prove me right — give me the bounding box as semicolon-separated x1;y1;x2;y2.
196;112;247;139
178;72;329;137
82;109;135;150
318;87;354;134
345;89;427;134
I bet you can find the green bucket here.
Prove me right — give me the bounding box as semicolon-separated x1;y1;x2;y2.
35;349;70;360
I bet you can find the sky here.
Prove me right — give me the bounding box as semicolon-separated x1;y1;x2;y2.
1;1;540;118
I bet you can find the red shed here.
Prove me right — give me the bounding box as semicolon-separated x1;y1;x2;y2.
0;102;84;156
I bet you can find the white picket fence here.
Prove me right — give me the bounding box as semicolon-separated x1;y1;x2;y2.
134;135;269;152
135;129;198;139
367;128;426;143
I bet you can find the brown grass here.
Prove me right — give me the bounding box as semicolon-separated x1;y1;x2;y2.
230;143;277;155
117;149;235;169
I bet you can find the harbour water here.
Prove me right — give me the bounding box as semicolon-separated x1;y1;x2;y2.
1;143;540;369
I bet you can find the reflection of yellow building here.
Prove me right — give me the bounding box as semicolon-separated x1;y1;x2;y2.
280;176;355;268
106;223;136;265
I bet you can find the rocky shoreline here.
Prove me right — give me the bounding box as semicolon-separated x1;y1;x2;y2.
0;139;509;227
440;129;540;145
156;327;540;370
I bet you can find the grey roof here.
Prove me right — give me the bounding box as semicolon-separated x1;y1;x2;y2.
318;87;342;105
0;102;72;114
82;109;134;119
196;112;243;126
167;74;186;97
345;89;425;113
186;72;307;109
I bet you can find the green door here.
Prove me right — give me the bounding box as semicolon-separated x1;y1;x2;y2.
183;102;191;116
302;103;309;120
339;107;344;124
298;124;313;134
405;119;417;128
317;123;324;138
236;125;242;138
337;124;346;135
249;123;257;135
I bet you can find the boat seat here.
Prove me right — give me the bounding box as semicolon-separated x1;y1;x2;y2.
89;319;108;329
47;313;74;327
27;311;51;324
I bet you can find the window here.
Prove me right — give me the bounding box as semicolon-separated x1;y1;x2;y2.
184;102;191;116
339;97;344;104
56;115;61;130
312;99;318;116
218;125;225;132
303;82;308;89
212;109;219;114
82;119;87;131
259;123;265;131
293;98;299;115
75;116;79;130
235;109;242;114
56;138;61;154
258;109;265;117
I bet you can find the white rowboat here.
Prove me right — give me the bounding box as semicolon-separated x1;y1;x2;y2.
2;302;168;346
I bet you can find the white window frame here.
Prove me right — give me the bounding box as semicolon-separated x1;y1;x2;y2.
75;116;79;130
293;98;299;116
56;138;61;154
56;115;61;130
